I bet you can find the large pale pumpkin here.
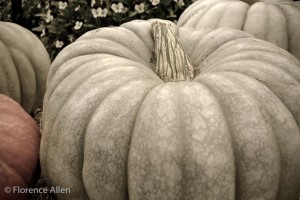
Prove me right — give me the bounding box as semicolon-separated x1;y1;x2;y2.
41;19;300;200
0;22;50;113
177;0;300;60
0;94;41;200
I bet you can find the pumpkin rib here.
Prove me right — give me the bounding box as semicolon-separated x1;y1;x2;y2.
1;22;49;99
175;0;202;27
78;27;152;65
201;51;300;83
42;63;128;184
177;0;300;60
277;4;292;53
127;83;168;200
199;39;300;80
197;72;285;199
44;55;119;107
0;41;21;103
0;22;50;112
49;38;150;80
42;69;161;199
42;57;161;166
120;27;153;58
243;3;289;50
195;1;230;29
192;78;238;188
180;0;210;27
2;22;40;46
45;68;148;152
205;58;300;87
196;37;282;63
83;80;159;200
175;0;202;25
178;0;232;28
242;2;269;41
175;83;187;200
180;28;254;68
12;23;50;111
120;20;154;51
129;83;184;199
197;1;245;29
178;28;213;64
45;55;159;109
45;54;121;98
217;1;249;29
197;38;300;74
201;1;230;29
206;37;283;54
11;49;37;113
43;56;101;122
42;79;123;199
189;80;237;198
265;4;288;50
47;56;159;106
54;79;157;199
49;23;161;80
201;47;300;73
201;60;300;129
0;47;25;109
128;82;236;199
80;27;152;57
278;3;300;59
218;71;300;199
11;58;25;107
43;79;130;200
193;78;239;198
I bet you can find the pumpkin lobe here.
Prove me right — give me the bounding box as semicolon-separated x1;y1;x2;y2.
151;21;195;82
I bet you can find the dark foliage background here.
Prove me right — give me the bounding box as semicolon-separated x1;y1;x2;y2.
1;0;299;59
1;0;194;59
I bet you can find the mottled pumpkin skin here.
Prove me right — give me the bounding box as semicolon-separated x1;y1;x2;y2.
0;94;41;200
177;0;300;60
0;22;50;113
41;20;300;200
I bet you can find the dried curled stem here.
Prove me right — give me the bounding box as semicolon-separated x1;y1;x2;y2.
151;21;195;82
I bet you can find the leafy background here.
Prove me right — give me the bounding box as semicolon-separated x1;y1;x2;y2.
1;0;196;60
1;0;299;60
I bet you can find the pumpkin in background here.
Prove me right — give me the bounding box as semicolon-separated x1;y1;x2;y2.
41;19;300;200
0;22;50;113
0;94;41;200
177;0;300;60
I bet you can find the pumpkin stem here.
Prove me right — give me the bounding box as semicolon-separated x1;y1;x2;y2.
151;21;195;82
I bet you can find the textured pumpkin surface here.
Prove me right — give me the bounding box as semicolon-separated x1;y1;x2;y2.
177;0;300;60
41;19;300;200
0;94;41;200
0;22;50;113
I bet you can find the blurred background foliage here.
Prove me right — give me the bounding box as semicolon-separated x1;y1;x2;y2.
0;0;196;59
